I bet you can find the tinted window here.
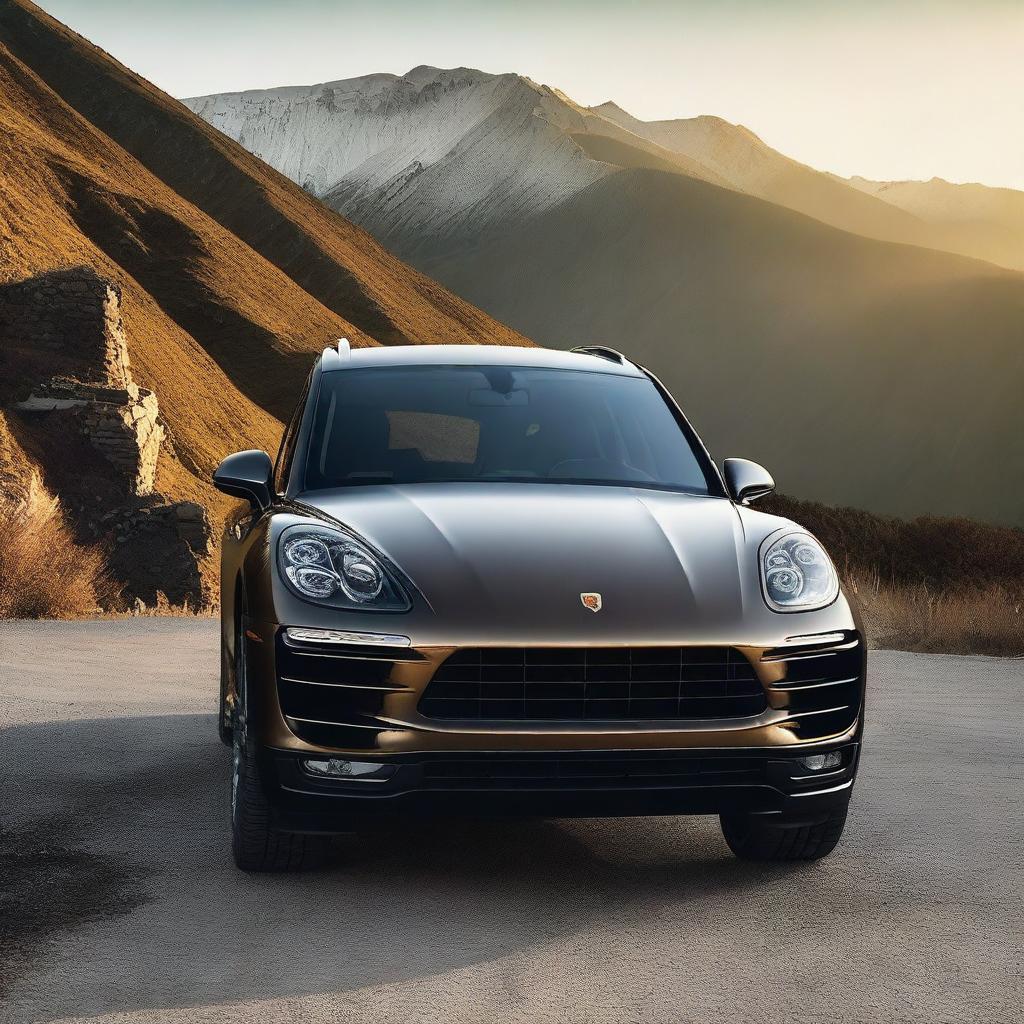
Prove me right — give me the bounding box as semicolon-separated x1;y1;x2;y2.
304;366;715;494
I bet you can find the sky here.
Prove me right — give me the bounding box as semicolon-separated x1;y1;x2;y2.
37;0;1024;190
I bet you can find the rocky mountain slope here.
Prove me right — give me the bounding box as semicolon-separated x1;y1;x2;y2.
0;2;526;610
188;66;1024;525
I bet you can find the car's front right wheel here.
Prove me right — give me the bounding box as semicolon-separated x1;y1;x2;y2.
231;627;327;872
719;804;849;861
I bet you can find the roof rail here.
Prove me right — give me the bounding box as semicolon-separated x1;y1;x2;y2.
570;345;627;365
321;337;351;371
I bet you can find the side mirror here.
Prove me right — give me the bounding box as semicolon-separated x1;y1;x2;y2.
723;457;775;505
213;450;273;510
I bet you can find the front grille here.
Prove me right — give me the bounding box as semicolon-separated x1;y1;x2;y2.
418;647;766;721
421;754;766;788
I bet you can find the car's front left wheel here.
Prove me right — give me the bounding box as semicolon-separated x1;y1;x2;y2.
231;627;327;872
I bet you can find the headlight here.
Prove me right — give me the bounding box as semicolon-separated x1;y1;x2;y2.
760;530;839;612
278;524;410;610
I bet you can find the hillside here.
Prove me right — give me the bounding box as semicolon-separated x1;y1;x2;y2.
187;66;1024;526
593;101;1024;274
0;1;526;610
848;176;1024;272
589;101;935;250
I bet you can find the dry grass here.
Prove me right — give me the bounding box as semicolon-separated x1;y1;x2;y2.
0;474;112;618
97;593;216;618
847;572;1024;658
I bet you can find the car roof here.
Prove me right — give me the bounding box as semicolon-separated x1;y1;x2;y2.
322;343;645;378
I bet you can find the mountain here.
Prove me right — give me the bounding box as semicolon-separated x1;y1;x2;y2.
186;68;729;260
0;3;526;609
193;70;1020;269
589;101;937;250
187;66;1024;526
593;103;1024;274
848;176;1024;273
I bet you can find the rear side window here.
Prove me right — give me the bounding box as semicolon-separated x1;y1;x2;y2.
303;365;715;495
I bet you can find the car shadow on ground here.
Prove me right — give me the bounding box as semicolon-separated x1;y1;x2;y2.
0;710;814;1019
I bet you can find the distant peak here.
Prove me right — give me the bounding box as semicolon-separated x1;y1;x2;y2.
402;65;502;88
593;100;631;115
591;100;641;124
403;64;443;83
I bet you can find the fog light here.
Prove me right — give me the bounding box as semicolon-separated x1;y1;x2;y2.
800;751;843;772
303;758;395;780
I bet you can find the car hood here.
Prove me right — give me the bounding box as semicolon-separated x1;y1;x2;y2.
295;484;774;642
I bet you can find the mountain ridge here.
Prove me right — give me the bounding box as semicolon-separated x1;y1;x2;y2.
187;64;1024;273
847;174;1024;271
185;64;730;255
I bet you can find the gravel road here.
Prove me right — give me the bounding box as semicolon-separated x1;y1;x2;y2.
1;619;1021;1023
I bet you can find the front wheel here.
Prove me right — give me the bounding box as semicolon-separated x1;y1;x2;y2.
720;803;849;861
218;645;233;747
231;628;327;872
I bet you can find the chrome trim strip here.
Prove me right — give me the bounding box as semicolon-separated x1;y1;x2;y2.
285;715;383;730
282;778;393;790
789;767;849;782
279;676;409;692
784;704;851;719
772;676;859;692
785;631;847;645
761;640;860;663
285;627;411;648
789;779;854;797
284;646;423;663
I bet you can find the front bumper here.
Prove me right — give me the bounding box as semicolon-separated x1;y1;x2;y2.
245;622;866;756
263;742;860;832
241;621;866;829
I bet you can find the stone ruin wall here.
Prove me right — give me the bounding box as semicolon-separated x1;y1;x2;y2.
0;267;132;388
2;267;163;496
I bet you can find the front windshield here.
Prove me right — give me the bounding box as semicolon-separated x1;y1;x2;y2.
303;365;717;494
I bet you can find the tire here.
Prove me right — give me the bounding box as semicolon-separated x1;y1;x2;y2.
218;645;233;747
720;803;849;862
231;627;328;872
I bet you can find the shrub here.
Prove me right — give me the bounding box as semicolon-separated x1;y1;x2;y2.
0;474;112;618
848;573;1024;657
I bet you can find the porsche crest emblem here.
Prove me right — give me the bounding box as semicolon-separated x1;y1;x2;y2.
580;592;602;613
